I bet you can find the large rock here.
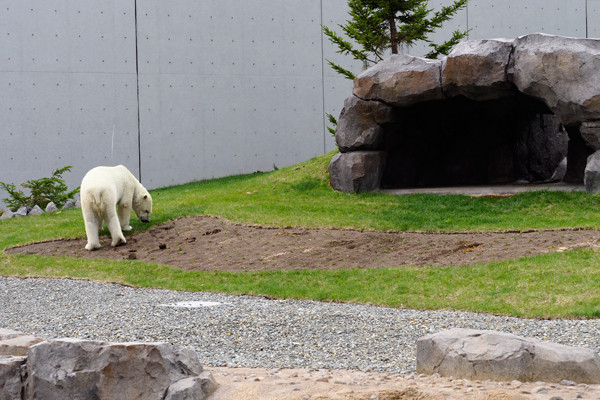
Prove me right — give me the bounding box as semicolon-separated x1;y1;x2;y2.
443;38;515;100
331;33;600;193
27;205;43;216
329;151;386;193
0;328;43;356
584;150;600;192
45;201;58;213
164;375;218;400
417;328;600;384
14;206;29;217
335;95;394;152
515;114;569;182
0;356;26;400
580;121;600;150
26;338;216;400
353;54;443;106
0;209;14;220
512;33;600;126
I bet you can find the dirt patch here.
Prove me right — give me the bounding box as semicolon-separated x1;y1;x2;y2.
7;215;600;271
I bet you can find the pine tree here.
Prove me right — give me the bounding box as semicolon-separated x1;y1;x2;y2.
323;0;469;80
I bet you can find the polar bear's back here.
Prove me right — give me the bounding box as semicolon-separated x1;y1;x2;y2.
81;165;132;189
80;165;137;206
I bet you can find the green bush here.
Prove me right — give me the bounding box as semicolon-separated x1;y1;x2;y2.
0;166;80;211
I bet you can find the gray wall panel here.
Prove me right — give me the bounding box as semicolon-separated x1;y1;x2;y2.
137;0;326;188
588;0;600;38
467;0;587;39
0;0;138;204
2;0;599;208
1;69;140;197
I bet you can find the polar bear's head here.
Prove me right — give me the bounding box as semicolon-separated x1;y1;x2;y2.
133;191;153;223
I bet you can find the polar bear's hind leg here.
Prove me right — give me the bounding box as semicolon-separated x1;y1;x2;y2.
82;197;103;251
84;214;102;251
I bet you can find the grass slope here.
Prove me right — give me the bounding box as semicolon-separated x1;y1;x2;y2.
2;151;600;318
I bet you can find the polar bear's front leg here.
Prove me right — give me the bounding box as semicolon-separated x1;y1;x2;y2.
117;202;133;231
105;208;127;247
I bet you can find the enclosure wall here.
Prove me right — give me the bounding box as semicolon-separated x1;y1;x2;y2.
1;0;598;204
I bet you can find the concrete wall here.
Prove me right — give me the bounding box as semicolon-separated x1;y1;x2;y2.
0;0;597;205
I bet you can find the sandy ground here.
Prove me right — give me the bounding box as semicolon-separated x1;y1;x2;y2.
205;366;600;399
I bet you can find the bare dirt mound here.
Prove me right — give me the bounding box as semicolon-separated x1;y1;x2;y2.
7;215;600;271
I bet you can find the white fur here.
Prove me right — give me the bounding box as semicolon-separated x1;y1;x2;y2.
80;165;152;251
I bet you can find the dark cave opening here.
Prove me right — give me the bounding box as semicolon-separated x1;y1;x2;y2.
379;94;591;189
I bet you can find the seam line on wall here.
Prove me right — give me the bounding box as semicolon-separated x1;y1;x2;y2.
134;0;142;182
320;0;327;154
586;0;589;38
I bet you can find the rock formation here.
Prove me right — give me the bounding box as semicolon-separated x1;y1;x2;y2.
0;329;216;400
417;328;600;384
330;33;600;193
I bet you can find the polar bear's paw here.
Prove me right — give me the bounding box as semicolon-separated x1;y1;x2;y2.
85;242;102;251
122;225;133;231
111;236;126;247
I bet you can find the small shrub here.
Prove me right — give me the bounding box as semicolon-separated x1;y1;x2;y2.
0;166;80;211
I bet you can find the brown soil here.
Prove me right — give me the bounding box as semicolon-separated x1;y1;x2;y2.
7;215;600;399
7;215;600;271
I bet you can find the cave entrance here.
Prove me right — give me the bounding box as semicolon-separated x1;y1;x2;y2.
379;94;592;190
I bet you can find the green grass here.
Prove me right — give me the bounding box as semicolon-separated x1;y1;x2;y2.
3;151;600;319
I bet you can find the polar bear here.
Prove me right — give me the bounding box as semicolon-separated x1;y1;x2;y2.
80;165;152;250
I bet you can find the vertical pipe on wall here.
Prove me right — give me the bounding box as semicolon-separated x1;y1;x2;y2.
134;0;143;182
320;0;327;154
586;0;589;38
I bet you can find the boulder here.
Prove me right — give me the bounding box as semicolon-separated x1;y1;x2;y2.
580;121;600;150
585;150;600;192
0;209;14;220
331;33;600;193
0;328;43;356
511;33;600;126
329;151;386;193
443;38;515;100
61;199;76;210
164;374;218;400
28;205;43;216
353;54;443;106
15;206;29;217
335;95;394;152
25;338;216;400
515;114;569;182
0;355;26;400
417;328;600;384
45;202;58;213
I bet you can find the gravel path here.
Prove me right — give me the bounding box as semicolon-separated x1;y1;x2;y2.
3;276;600;374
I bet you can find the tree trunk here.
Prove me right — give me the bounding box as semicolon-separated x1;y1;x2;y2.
389;17;398;54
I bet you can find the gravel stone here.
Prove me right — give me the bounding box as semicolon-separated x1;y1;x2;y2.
2;277;600;373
